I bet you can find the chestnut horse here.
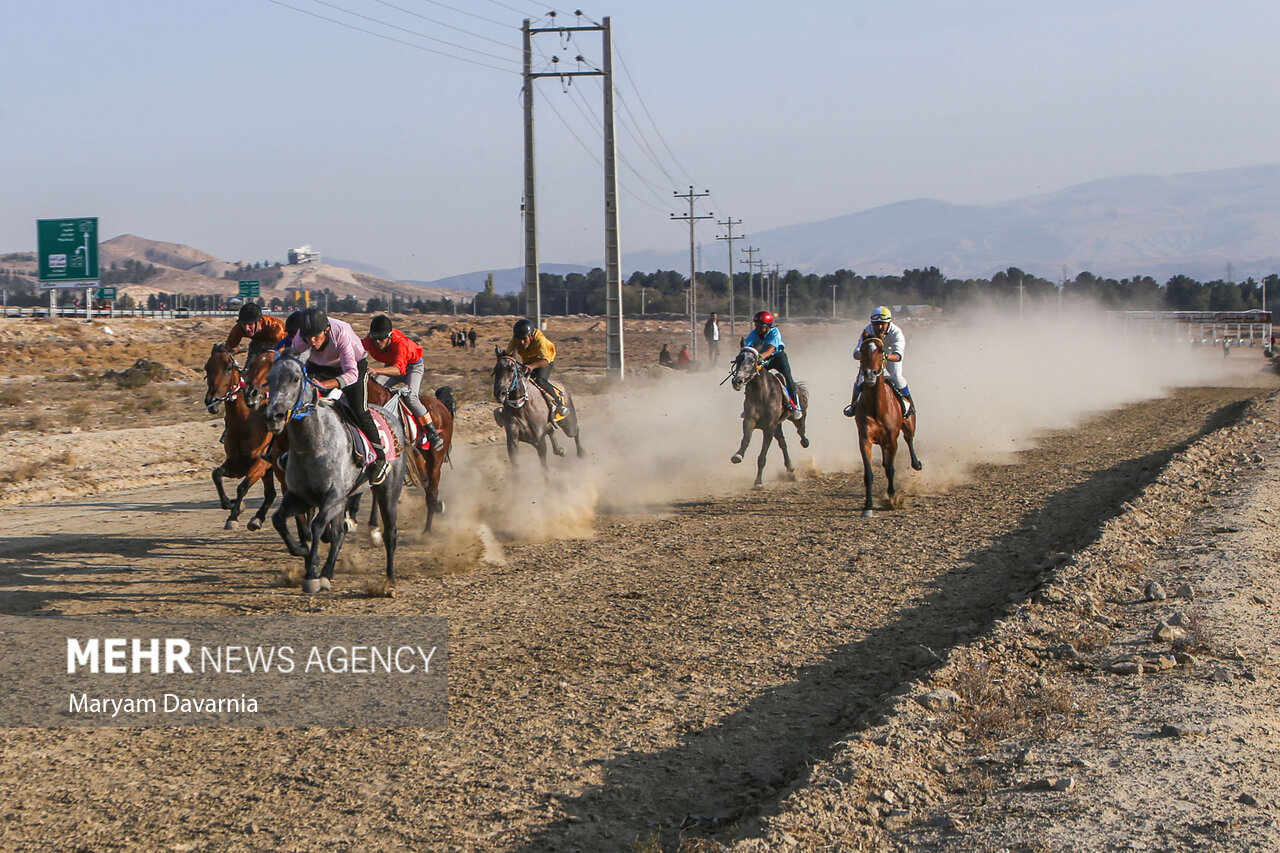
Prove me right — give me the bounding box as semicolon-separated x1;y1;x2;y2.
727;346;811;488
203;345;280;530
364;378;455;536
852;336;922;517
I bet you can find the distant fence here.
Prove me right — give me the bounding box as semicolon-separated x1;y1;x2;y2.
1109;310;1273;349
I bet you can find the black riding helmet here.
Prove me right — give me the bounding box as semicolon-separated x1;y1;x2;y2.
513;318;534;338
298;307;329;338
237;302;262;324
369;315;393;339
284;310;304;339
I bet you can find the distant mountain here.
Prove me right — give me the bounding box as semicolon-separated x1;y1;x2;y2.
582;164;1280;283
405;263;593;295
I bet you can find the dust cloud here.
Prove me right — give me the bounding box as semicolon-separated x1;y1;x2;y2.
427;305;1265;554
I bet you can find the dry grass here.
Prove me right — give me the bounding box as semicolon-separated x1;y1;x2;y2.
0;387;23;407
943;656;1094;747
0;460;41;485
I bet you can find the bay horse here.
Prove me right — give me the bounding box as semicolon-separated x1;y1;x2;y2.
492;350;584;469
853;336;922;517
364;378;455;536
264;352;407;594
203;345;279;531
727;346;811;488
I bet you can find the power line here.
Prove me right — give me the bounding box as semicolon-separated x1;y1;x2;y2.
304;0;518;65
368;0;519;51
263;0;519;73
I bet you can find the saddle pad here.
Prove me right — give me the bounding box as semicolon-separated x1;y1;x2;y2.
350;407;400;466
769;371;798;408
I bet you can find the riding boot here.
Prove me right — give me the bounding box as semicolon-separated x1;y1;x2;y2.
417;414;445;452
899;385;915;418
367;442;389;486
552;391;569;420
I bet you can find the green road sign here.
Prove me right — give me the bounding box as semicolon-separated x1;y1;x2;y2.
96;286;116;300
239;280;260;298
38;218;98;283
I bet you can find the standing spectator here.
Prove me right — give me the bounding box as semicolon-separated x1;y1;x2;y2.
468;327;477;348
703;312;721;362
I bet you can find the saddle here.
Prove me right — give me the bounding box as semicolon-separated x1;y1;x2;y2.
328;398;400;466
767;371;801;411
532;378;568;422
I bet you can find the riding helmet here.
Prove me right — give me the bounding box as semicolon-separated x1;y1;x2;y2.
237;302;262;324
284;310;304;338
513;318;534;338
369;315;393;339
753;310;774;326
871;306;893;322
298;307;329;338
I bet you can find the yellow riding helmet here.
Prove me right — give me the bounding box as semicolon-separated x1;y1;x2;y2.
871;306;892;322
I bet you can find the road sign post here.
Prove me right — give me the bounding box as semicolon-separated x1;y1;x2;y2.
38;218;98;284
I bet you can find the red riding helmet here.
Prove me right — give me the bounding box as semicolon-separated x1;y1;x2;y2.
753;310;774;326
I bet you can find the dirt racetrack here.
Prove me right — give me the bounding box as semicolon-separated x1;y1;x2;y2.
2;310;1280;851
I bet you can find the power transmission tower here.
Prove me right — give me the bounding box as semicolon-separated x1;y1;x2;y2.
716;217;743;339
672;186;711;356
523;15;625;377
741;245;759;316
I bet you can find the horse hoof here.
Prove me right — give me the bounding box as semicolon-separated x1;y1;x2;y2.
752;482;765;490
224;520;239;531
319;577;331;591
344;517;358;533
247;519;262;532
370;530;383;547
731;454;743;464
861;509;876;518
553;446;566;457
302;578;323;594
577;449;586;458
913;460;923;471
434;500;445;514
801;437;811;449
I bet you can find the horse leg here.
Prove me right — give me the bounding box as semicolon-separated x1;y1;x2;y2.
247;459;275;531
775;424;795;474
548;428;567;457
535;431;551;473
505;422;521;467
731;417;754;465
272;491;309;557
225;475;252;530
753;428;771;488
423;455;441;535
859;434;876;517
212;465;232;511
375;481;399;593
883;438;899;501
795;391;811;448
903;414;924;470
306;491;347;593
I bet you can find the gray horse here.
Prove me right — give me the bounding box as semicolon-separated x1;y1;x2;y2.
728;345;811;488
492;350;584;469
264;352;407;594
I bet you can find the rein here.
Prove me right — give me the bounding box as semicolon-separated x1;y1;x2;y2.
497;355;529;408
204;357;246;410
279;355;322;421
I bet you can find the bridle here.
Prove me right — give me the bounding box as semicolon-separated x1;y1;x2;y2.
496;355;529;408
726;346;764;390
859;338;887;386
204;352;246;411
275;353;322;421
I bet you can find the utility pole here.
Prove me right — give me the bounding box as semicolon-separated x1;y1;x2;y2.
716;217;743;339
524;15;624;377
774;263;782;318
831;284;838;319
672;186;711;356
741;245;759;317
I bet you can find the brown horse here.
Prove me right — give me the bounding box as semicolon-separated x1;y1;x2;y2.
852;336;922;517
366;378;455;535
727;346;811;488
203;345;280;530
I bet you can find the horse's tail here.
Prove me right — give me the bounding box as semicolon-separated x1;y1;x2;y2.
434;386;456;418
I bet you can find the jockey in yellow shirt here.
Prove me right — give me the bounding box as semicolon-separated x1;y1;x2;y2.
505;318;569;419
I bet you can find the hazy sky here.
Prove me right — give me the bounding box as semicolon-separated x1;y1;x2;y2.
4;1;1277;282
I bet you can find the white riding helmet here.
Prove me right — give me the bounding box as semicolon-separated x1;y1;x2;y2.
871;306;893;323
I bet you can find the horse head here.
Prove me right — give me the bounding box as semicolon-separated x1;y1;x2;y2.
264;352;313;435
858;336;886;387
242;350;277;409
729;346;762;391
203;344;242;415
492;352;527;408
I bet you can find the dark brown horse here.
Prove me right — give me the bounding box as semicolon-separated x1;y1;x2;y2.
365;378;455;535
727;346;810;488
492;351;584;470
852;336;922;517
203;345;280;530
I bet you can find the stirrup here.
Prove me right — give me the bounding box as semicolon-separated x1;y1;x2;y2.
368;459;389;486
843;405;855;418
